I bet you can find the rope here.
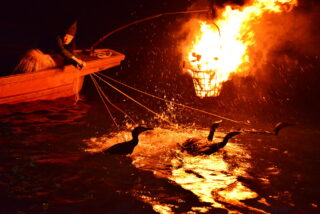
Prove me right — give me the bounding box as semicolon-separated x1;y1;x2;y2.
90;74;119;128
90;9;211;52
92;73;175;125
96;72;248;125
90;74;137;124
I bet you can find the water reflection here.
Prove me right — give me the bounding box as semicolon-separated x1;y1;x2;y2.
1;99;318;213
85;127;269;213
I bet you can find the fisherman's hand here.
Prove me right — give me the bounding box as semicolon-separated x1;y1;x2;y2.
72;55;86;70
76;60;86;70
80;60;86;67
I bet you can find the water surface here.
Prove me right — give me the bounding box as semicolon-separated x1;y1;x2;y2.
0;97;319;213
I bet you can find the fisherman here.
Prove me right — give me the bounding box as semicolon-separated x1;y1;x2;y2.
13;21;86;74
53;21;86;69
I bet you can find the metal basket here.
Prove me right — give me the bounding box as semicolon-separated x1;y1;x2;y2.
190;70;222;97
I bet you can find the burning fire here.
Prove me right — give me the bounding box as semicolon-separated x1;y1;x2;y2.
182;0;298;97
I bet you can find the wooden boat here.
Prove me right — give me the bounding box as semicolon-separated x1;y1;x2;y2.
0;49;125;104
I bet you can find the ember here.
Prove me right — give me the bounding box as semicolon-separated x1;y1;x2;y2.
182;0;298;97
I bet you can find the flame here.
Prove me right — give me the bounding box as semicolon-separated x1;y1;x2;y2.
182;0;298;97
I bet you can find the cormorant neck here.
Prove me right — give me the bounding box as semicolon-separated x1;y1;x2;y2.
222;135;231;144
132;133;140;141
207;128;216;141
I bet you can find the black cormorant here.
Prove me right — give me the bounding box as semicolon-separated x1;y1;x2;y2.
104;126;153;155
181;131;241;156
180;121;221;154
179;121;241;155
273;122;294;135
244;122;295;135
194;131;241;155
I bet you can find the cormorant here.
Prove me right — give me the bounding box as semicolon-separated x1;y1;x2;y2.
104;126;153;155
273;122;294;135
179;121;241;155
197;132;241;155
181;131;242;156
244;122;295;135
180;121;221;154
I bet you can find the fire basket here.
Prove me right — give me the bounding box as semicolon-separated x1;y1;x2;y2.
188;69;222;98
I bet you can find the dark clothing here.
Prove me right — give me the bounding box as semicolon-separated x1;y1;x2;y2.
54;35;77;66
35;33;81;68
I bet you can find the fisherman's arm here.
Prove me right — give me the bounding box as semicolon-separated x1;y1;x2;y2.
71;55;86;68
57;36;86;68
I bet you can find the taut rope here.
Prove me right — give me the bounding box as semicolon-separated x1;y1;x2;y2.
93;73;175;125
90;74;136;124
90;74;120;128
95;73;248;125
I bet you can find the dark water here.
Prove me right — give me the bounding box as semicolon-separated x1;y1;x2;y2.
0;93;319;214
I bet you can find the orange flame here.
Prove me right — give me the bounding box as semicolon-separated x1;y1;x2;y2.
182;0;298;97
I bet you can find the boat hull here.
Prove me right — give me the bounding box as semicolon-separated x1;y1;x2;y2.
0;49;125;104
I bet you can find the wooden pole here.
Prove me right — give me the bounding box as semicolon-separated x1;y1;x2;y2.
90;9;210;53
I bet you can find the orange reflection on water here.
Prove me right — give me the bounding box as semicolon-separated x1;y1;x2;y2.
169;151;262;211
84;127;269;213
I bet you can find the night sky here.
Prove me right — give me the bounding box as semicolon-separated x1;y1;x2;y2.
1;0;194;48
1;0;319;58
4;0;317;48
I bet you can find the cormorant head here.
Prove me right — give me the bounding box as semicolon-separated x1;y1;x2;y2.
132;126;153;138
210;120;222;131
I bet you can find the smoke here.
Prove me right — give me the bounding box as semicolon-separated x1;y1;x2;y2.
245;2;320;104
247;3;319;74
234;1;320;115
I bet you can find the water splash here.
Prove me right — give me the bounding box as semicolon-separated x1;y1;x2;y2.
84;126;269;213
